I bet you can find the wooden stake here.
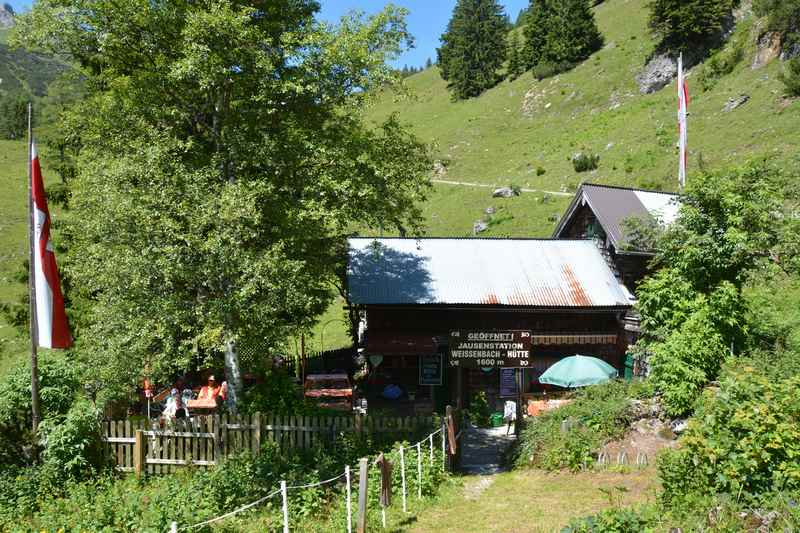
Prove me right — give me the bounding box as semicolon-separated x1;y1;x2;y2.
357;457;368;533
134;429;146;477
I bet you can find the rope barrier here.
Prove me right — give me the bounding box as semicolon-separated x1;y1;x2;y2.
179;488;281;531
286;472;346;490
174;424;449;532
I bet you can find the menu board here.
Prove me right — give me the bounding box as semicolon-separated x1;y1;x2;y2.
419;354;443;386
449;330;532;368
499;368;518;397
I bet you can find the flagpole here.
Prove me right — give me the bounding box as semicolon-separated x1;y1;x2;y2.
27;102;41;433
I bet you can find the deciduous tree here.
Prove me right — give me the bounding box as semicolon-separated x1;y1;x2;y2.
13;0;432;405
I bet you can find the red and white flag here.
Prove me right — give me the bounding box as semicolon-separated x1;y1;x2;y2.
677;53;689;189
30;142;72;349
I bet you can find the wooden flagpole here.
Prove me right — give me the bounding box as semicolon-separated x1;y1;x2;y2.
27;101;41;433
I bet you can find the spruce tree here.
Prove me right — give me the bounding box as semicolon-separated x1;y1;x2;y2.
507;33;523;80
425;57;432;69
437;0;509;100
522;0;603;74
648;0;738;52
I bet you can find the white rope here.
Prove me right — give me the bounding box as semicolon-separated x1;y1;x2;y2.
286;472;346;490
178;426;446;531
179;488;281;530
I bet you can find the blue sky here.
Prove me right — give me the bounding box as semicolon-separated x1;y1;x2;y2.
6;0;530;68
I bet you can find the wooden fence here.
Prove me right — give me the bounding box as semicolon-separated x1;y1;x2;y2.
103;412;437;475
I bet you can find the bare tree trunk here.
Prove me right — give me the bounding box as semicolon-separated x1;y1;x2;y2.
224;335;242;414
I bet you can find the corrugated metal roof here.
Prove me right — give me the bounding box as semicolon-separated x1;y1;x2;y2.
347;238;634;307
555;183;680;248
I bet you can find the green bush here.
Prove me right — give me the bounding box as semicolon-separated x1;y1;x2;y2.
779;57;800;97
3;422;451;531
39;399;108;482
563;504;658;532
572;152;599;172
513;381;633;471
0;355;81;426
467;391;492;427
649;308;730;416
658;368;800;510
239;369;310;415
698;16;751;91
532;60;576;80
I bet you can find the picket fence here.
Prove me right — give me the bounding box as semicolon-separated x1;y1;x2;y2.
102;413;437;475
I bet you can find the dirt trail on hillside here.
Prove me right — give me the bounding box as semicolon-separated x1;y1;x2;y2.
432;179;573;197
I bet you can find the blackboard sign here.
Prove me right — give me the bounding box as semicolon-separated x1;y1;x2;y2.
449;330;532;368
419;354;443;385
499;368;518;397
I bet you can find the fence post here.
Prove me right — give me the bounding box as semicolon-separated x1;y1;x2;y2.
281;480;289;533
428;434;434;465
445;405;454;472
212;414;221;464
346;465;353;533
253;412;262;454
399;446;407;513
441;422;446;472
357;457;368;533
416;442;422;499
134;429;146;478
355;412;363;436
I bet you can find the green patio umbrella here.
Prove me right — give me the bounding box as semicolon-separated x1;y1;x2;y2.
538;355;618;388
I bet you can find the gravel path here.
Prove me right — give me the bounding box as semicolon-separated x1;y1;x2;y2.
459;424;516;475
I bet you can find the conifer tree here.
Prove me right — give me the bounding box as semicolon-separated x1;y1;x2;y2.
507;33;523;80
522;0;603;74
437;0;509;100
425;57;432;69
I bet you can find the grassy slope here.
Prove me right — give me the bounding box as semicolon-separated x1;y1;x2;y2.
366;0;800;229
0;139;31;374
0;139;64;375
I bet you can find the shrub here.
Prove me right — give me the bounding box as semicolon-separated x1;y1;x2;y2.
239;369;312;415
467;391;492;427
779;57;800;97
39;398;108;482
572;152;599;172
0;355;81;425
563;504;658;532
696;24;747;92
513;381;633;471
536;166;546;176
532;61;575;80
658;368;800;510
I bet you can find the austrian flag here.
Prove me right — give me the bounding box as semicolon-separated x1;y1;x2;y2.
30;142;72;349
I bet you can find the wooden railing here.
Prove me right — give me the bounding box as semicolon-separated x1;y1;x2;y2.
102;412;437;475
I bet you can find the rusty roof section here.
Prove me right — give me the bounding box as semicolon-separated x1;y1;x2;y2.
347;238;634;307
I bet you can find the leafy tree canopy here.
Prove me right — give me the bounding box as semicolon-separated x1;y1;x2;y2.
437;0;508;100
636;160;800;415
11;0;432;403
